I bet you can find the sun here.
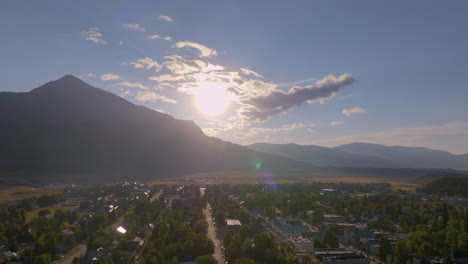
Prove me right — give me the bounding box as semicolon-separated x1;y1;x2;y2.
194;85;231;115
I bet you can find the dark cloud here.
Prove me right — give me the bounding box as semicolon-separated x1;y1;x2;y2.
242;73;355;122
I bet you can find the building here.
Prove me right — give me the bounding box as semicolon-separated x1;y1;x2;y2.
324;214;345;223
322;255;370;264
226;219;242;232
315;249;369;264
273;218;310;238
288;237;314;253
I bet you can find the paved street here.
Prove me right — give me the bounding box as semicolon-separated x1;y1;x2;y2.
60;244;87;264
204;203;224;264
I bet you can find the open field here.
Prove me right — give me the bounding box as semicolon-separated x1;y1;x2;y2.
0;186;61;203
148;170;424;187
25;205;79;223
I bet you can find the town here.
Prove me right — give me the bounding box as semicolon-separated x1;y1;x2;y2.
0;180;467;264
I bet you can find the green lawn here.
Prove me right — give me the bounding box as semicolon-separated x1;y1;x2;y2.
25;206;78;223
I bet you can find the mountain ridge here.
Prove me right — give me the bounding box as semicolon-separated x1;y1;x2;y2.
0;75;311;183
248;142;468;170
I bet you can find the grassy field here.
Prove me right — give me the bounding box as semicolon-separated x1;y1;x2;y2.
149;170;423;186
0;186;61;203
25;205;79;223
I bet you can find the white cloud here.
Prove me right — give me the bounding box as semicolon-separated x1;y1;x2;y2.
79;73;97;79
240;68;264;79
342;107;366;116
148;74;188;83
123;24;146;31
330;121;344;126
202;127;222;137
81;27;107;44
117;81;148;90
146;35;172;41
244;123;314;137
159;15;174;22
174;41;217;57
100;73;121;81
163;55;224;75
134;91;177;104
130;57;163;72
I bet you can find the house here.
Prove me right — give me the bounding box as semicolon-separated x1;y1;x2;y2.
288;236;314;253
324;214;345;223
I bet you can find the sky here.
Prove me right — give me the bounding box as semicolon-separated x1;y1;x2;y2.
1;0;468;154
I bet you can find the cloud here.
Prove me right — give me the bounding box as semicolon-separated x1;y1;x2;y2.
81;27;107;44
123;24;146;31
342;107;366;116
146;35;172;41
163;55;224;75
174;41;217;57
130;57;163;72
134;91;177;104
117;81;148;90
148;74;188;83
244;123;313;137
330;121;344;126
242;73;355;122
159;15;174;22
202;127;222;137
79;73;97;79
100;73;121;81
240;68;263;79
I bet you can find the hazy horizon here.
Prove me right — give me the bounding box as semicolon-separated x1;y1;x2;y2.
1;0;467;154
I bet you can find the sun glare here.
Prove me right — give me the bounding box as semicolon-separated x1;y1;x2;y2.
194;84;231;115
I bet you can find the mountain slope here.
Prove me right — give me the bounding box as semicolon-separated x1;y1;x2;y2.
336;142;468;170
247;142;468;170
0;75;309;183
248;143;394;167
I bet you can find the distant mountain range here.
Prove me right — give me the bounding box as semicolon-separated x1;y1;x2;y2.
0;75;465;185
0;75;309;183
248;142;468;170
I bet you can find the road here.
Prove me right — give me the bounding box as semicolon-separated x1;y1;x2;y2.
339;243;382;264
60;244;87;264
204;203;224;264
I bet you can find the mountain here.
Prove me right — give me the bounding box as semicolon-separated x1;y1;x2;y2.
248;142;468;170
336;142;468;170
248;143;394;168
0;75;309;183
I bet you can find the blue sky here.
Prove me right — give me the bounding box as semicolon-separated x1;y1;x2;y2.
1;0;468;154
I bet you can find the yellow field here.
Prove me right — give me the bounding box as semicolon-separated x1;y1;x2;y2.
0;186;61;203
148;170;422;187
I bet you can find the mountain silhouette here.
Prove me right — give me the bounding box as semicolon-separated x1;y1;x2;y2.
248;142;468;170
0;75;309;183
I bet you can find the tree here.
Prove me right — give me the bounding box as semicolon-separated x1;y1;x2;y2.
195;255;218;264
392;240;409;264
323;227;339;248
235;258;255;264
33;254;51;264
379;236;392;262
214;211;226;228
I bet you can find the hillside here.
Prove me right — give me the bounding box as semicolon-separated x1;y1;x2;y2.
0;75;309;184
247;142;468;170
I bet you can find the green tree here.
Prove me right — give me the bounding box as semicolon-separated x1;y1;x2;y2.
33;254;51;264
235;258;255;264
379;236;392;262
323;226;339;248
392;240;409;264
195;254;218;264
